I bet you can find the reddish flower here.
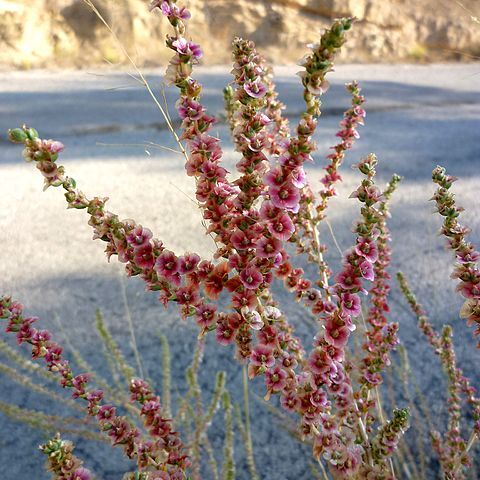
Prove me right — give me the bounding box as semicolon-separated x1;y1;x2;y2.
179;252;200;274
240;264;264;290
216;321;235;345
258;325;278;347
250;343;275;368
176;285;199;306
308;347;333;375
265;365;287;393
204;262;230;299
255;236;282;258
267;213;295;241
195;303;217;329
340;292;361;317
359;260;374;282
281;391;301;411
269;182;300;213
231;289;257;309
134;244;155;269
324;317;351;348
155;250;179;278
231;229;255;250
126;226;153;249
355;237;378;263
335;266;362;291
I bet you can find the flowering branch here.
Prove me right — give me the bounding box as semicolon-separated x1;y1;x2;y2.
432;165;480;347
0;296;189;478
397;272;480;479
295;82;366;295
40;433;93;480
356;174;401;419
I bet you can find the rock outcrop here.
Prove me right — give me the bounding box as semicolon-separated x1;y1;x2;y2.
1;0;479;68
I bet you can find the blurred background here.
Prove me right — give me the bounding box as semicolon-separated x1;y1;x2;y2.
1;0;480;69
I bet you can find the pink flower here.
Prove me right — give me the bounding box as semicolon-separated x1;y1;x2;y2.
255;236;282;258
179;252;200;274
290;167;307;188
456;248;480;264
355;237;378;263
267;213;295;241
244;79;267;98
306;78;330;95
155;250;179;278
259;201;280;220
71;468;92;480
240;264;264;290
231;229;255;250
134;244;155;269
242;308;264;330
310;389;328;408
158;1;191;20
335;267;362;291
172;38;202;60
308;348;332;375
457;281;480;299
265;366;287;393
250;344;275;368
195;303;217;329
177;98;204;120
269;182;300;212
340;293;361;317
324;317;350;348
46;140;64;154
126;225;152;249
264;166;287;187
359;260;374;281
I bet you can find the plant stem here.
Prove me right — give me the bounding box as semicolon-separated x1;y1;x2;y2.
243;366;259;480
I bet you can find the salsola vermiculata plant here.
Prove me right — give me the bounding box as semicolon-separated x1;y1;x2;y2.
2;0;479;478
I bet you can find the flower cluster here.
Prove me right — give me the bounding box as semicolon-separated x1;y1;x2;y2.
6;6;409;475
40;434;92;480
370;408;409;468
230;37;271;210
7;1;479;478
0;296;189;479
306;154;396;476
432;165;480;346
357;175;401;407
398;273;480;479
293;81;365;289
317;81;366;222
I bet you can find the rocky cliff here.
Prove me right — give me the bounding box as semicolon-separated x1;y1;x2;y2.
1;0;479;68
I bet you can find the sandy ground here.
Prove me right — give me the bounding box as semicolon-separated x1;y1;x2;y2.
1;63;480;479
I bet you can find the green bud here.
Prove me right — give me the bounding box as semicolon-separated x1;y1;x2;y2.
8;128;28;143
26;127;39;140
